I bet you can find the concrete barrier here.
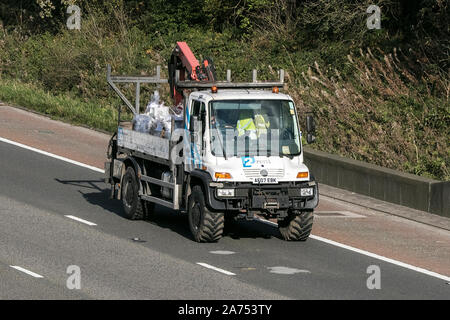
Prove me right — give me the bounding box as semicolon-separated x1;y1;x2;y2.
303;147;449;218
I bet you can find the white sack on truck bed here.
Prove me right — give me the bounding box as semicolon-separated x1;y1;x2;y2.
132;91;183;139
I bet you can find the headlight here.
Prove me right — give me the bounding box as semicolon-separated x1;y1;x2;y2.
217;189;235;197
301;188;314;197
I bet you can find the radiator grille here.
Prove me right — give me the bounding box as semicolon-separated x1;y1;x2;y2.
243;168;284;178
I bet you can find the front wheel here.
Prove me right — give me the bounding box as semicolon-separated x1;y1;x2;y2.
278;211;313;241
188;185;224;242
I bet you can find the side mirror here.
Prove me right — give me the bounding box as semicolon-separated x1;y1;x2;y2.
306;115;315;133
190;116;198;132
200;110;206;123
189;116;197;144
200;111;206;134
307;133;316;144
306;114;316;144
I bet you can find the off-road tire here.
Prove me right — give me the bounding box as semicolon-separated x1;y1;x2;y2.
188;185;224;242
121;167;145;220
278;211;314;241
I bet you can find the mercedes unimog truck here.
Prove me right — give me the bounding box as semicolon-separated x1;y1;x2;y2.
105;42;319;242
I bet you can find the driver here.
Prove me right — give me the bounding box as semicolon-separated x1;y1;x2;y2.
254;111;270;136
236;109;257;137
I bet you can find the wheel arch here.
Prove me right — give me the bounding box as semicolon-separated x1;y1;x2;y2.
187;170;225;212
118;156;143;200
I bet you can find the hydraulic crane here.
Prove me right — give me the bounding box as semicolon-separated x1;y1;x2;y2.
168;42;216;105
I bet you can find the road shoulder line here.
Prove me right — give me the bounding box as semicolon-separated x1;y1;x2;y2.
0;137;104;174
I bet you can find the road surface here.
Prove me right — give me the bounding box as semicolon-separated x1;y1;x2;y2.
1;140;449;299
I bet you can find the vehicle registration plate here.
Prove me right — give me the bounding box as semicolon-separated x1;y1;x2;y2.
252;177;278;184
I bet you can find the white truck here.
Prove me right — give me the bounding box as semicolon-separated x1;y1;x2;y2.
105;44;319;242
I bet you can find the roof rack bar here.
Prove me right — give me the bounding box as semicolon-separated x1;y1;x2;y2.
156;65;161;79
175;68;284;90
107;64;168;84
135;81;140;113
175;81;284;89
226;70;232;82
279;69;285;83
109;76;168;84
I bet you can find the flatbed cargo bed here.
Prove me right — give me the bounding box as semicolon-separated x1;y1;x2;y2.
117;127;171;160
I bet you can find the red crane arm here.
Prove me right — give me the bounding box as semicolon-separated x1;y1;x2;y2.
168;42;217;105
176;42;200;81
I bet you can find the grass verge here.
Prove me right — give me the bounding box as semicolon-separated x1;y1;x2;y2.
0;78;117;132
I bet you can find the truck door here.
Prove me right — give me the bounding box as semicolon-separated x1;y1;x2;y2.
185;99;205;172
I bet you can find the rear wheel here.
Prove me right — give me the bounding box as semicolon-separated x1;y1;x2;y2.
188;185;224;242
121;167;145;220
278;211;313;241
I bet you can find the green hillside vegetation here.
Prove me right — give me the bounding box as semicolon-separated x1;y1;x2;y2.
0;0;448;180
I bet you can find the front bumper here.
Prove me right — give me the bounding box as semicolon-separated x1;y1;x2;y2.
207;180;319;213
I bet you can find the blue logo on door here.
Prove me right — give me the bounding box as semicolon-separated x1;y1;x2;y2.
241;157;255;168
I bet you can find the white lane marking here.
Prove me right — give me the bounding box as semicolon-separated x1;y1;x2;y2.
4;135;448;282
209;250;236;255
10;266;44;278
197;262;236;276
256;218;450;282
315;211;366;218
267;266;311;275
65;215;97;226
0;137;104;173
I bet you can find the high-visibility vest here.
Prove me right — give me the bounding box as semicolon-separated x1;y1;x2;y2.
254;114;269;130
237;118;256;136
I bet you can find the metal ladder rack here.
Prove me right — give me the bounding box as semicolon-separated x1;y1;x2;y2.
107;64;168;116
175;69;285;90
107;64;285;117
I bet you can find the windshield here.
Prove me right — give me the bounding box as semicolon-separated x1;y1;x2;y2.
209;100;301;157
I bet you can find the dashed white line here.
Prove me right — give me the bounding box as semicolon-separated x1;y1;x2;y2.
256;217;450;282
0;137;104;173
267;266;311;275
10;266;44;278
197;263;236;276
209;250;236;255
65;215;97;226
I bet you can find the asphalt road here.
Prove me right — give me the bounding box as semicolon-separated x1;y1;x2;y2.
0;141;449;299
